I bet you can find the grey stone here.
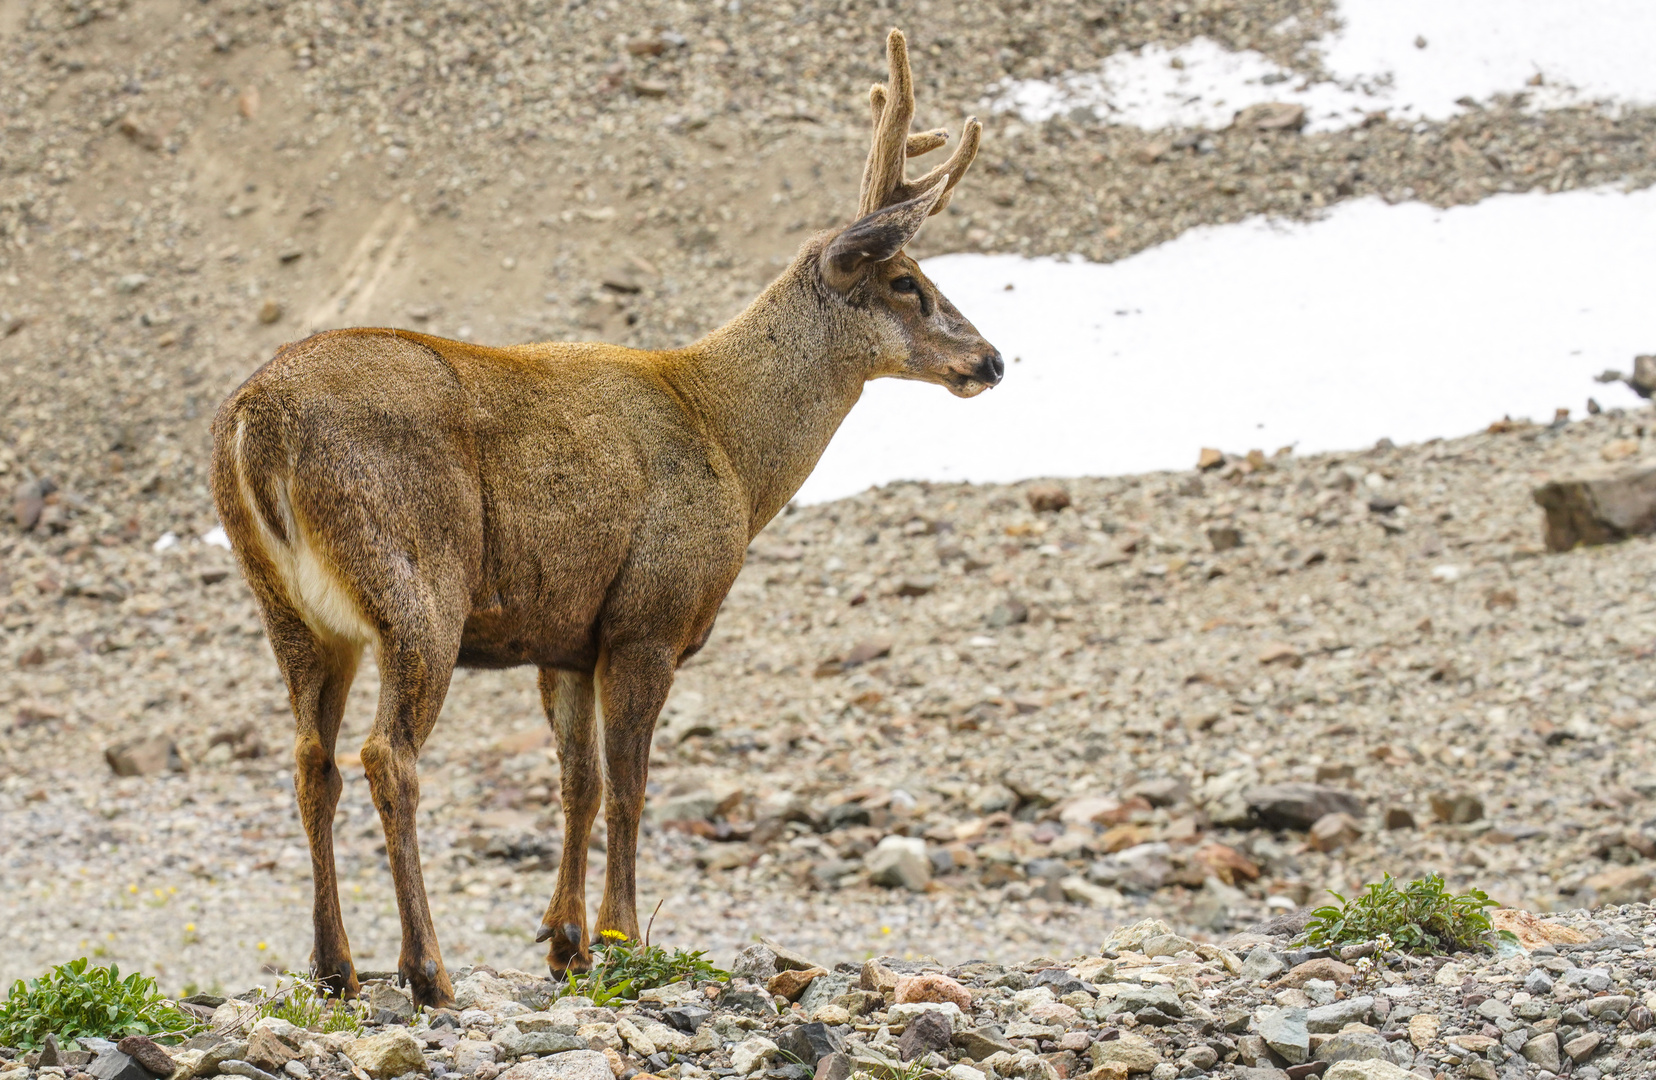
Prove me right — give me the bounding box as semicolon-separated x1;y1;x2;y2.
813;1053;852;1080
1242;784;1363;831
1521;1032;1561;1073
495;1027;588;1058
217;1062;285;1080
865;835;931;891
1241;948;1285;982
1256;1007;1309;1065
1112;983;1185;1017
721;987;777;1016
1563;1032;1602;1064
104;735;185;777
1314;1033;1389;1063
1524;969;1554;995
1308;994;1372;1032
897;1011;953;1062
798;971;854;1015
953;1027;1016;1062
1476;998;1514;1022
200;1041;251;1076
87;1051;153;1080
663;1004;712;1033
732;943;781;981
1179;1046;1218;1071
1560;967;1612;992
1533;461;1656;551
452;1040;499;1076
1586;994;1631;1019
1235;1035;1271;1067
776;1023;845;1068
366;982;415;1021
1234;1070;1289;1080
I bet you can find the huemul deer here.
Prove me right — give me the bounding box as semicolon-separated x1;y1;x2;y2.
210;28;1000;1008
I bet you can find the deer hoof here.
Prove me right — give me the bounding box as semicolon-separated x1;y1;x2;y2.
563;922;582;946
535;922;555;943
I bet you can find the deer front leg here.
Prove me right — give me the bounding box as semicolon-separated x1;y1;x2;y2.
538;668;601;975
361;645;456;1010
595;645;675;944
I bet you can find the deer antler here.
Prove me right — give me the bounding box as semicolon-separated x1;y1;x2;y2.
857;29;982;218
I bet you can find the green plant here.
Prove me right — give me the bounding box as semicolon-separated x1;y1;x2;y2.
256;973;365;1035
852;1062;929;1080
1298;873;1512;955
553;927;730;1004
0;958;205;1049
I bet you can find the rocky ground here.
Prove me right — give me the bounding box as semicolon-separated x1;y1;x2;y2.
8;908;1656;1080
6;0;1656;1015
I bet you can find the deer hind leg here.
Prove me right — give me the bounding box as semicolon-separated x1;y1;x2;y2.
594;645;675;944
360;637;459;1009
269;606;362;998
538;668;600;975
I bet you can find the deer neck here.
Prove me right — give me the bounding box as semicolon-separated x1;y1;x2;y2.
671;264;874;532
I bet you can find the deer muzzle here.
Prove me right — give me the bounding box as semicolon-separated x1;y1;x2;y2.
974;350;1005;387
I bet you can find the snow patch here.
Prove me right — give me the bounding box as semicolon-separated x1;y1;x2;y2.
994;0;1656;133
798;185;1656;505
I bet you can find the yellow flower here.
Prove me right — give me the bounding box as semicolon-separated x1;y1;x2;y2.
599;929;629;942
257;942;268;951
128;883;139;894
881;926;892;935
185;923;196;932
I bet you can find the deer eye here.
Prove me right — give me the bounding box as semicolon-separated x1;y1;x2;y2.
890;275;920;294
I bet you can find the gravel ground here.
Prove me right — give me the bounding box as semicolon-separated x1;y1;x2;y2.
8;907;1656;1080
6;0;1656;1007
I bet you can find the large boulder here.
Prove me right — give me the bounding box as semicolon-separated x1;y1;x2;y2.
1534;460;1656;551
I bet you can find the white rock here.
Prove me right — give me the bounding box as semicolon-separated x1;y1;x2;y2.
865;835;931;891
451;1040;499;1076
1061;875;1123;908
730;1037;778;1076
251;1017;305;1048
616;1018;655;1057
888;1001;967;1033
1012;987;1056;1010
1324;1061;1417;1080
497;1051;613;1080
345;1029;427;1079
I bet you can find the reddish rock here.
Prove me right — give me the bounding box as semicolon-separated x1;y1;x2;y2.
893;973;971;1009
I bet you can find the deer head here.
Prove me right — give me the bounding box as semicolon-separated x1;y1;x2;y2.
819;30;1003;398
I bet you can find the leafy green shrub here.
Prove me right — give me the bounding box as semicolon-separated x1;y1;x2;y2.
1299;873;1510;955
554;931;730;1004
0;959;204;1049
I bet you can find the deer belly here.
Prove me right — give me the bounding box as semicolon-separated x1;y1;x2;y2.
457;601;599;671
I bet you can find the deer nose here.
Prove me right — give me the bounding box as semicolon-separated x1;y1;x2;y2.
975;350;1005;386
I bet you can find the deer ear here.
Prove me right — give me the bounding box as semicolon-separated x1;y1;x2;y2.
821;177;948;291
